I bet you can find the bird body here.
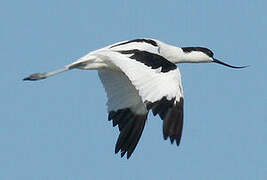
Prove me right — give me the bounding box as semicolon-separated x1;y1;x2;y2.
24;38;246;159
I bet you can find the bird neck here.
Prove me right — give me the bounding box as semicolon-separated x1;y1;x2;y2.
158;41;212;64
159;43;185;63
171;48;212;64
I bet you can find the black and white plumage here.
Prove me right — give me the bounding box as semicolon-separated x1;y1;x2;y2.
24;38;247;159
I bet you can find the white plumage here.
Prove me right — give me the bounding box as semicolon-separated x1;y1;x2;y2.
24;38;247;159
98;69;146;114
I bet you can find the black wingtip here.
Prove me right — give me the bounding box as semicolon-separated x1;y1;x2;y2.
126;153;131;159
163;134;168;140
115;146;120;154
176;139;181;146
110;109;147;159
121;151;126;158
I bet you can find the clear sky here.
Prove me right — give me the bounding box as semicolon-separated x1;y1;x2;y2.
1;0;266;179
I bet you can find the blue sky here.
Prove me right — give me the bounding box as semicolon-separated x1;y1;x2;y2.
1;0;266;179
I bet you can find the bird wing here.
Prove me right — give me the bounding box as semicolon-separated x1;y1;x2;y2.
98;69;148;159
108;38;159;54
98;49;184;149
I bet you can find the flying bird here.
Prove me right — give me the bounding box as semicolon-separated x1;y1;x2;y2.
24;38;247;159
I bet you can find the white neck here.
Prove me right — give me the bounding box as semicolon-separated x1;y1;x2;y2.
157;41;213;64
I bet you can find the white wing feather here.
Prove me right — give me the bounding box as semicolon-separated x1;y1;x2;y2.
96;50;183;105
98;69;147;115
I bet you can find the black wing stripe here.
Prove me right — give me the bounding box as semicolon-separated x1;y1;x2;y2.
117;50;177;73
109;108;147;159
163;98;184;146
115;116;135;154
109;109;128;128
150;97;184;146
126;119;146;158
118;111;134;131
150;97;175;117
110;38;158;48
119;116;146;159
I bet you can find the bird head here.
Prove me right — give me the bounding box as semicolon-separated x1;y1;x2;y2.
180;47;248;68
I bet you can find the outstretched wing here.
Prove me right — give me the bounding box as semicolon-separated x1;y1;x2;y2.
98;69;148;159
97;48;184;147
